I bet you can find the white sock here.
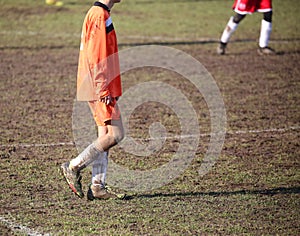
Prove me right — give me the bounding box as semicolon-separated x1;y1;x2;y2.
259;19;272;48
220;16;239;43
70;143;101;171
92;151;108;189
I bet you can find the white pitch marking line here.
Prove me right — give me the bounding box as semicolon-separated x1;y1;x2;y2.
227;125;300;135
0;126;299;149
0;215;50;236
0;141;75;149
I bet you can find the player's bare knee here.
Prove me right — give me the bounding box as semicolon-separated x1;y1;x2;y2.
263;11;272;23
233;13;246;24
111;120;124;144
113;131;124;144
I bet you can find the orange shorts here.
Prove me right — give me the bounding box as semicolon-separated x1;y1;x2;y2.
88;98;121;126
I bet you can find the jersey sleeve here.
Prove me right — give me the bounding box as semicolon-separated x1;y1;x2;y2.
86;16;110;99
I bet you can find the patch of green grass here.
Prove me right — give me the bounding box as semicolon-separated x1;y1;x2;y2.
1;0;299;48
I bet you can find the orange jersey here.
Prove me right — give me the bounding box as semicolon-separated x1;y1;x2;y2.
77;2;122;101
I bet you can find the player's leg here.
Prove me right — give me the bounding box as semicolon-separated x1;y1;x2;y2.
88;125;110;199
61;101;119;197
61;107;106;198
91;151;108;189
68;100;123;171
88;119;125;200
61;100;123;198
60;142;102;198
91;125;108;188
217;13;246;55
92;119;124;190
258;11;275;54
93;119;124;152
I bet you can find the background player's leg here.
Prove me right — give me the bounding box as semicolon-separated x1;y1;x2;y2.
258;11;275;54
217;14;246;55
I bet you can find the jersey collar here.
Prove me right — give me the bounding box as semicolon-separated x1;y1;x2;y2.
94;1;110;12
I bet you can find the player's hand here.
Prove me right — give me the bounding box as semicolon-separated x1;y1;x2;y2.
100;95;113;105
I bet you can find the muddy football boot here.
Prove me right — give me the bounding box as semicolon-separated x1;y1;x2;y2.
60;162;84;198
87;184;125;201
217;42;227;55
257;46;276;55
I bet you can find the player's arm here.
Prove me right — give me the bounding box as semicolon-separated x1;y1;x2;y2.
86;16;110;100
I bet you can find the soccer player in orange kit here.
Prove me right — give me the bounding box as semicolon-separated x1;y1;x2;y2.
217;0;275;55
61;0;124;200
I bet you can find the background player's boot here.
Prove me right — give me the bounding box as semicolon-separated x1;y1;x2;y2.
217;42;227;55
60;162;84;198
257;46;276;55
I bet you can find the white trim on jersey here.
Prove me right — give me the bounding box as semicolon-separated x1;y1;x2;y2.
106;17;113;27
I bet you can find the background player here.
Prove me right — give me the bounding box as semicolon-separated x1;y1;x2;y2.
217;0;275;55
